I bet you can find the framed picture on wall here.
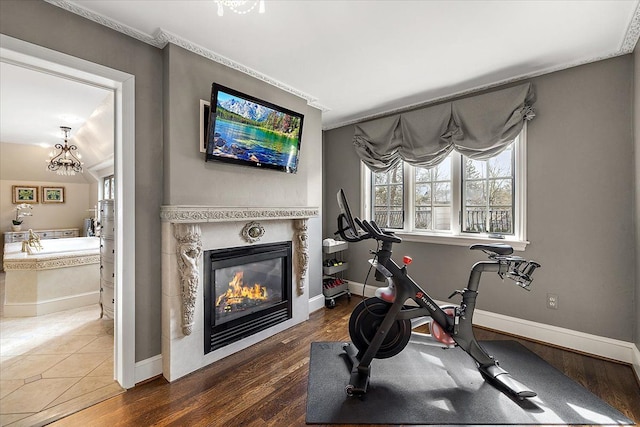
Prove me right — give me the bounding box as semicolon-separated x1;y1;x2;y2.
12;185;39;204
200;99;211;153
42;186;65;203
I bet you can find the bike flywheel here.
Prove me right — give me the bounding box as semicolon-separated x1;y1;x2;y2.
348;297;411;359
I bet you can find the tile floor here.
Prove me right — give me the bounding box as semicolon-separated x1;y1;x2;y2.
0;272;124;426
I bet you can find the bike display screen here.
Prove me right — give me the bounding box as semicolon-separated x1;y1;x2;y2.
337;189;359;239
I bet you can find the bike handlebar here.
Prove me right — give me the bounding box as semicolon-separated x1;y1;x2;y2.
357;219;402;244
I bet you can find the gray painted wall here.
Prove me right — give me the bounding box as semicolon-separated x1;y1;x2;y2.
162;43;324;297
1;0;164;361
324;55;635;342
1;1;324;364
163;44;313;207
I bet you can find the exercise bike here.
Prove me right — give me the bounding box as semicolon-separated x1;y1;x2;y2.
335;189;541;400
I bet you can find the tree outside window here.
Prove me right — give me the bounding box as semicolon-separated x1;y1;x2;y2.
367;134;522;242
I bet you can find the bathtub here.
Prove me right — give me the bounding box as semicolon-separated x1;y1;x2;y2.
3;237;101;317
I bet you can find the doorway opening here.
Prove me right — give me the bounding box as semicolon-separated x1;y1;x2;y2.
0;35;136;394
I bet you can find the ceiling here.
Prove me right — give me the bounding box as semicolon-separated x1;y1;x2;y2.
1;0;638;154
58;0;639;130
0;62;111;147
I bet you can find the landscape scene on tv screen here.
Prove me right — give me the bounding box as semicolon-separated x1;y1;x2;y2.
206;85;303;173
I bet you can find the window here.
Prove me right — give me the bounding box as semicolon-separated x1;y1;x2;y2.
373;162;403;229
414;159;452;232
462;146;514;234
103;174;115;200
363;132;527;249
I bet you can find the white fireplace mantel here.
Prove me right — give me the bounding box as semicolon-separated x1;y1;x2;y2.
160;206;319;223
161;205;318;381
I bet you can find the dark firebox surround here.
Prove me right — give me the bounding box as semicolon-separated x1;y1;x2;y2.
204;241;292;354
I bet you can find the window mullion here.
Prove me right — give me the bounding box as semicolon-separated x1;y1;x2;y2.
404;162;413;232
451;153;462;235
515;127;527;241
385;181;391;227
361;162;371;220
485;166;490;233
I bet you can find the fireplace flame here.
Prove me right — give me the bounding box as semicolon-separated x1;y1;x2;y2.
216;271;269;308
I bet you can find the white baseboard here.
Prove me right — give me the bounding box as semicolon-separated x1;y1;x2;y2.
309;294;325;313
134;354;163;385
632;344;640;383
347;282;639;366
347;281;378;298
472;308;637;364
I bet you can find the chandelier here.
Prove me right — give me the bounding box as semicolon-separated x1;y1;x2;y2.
215;0;265;16
46;126;83;176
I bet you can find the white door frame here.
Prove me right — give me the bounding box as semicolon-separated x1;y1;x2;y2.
0;34;136;388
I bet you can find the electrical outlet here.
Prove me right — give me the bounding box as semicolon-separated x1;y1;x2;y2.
547;293;559;310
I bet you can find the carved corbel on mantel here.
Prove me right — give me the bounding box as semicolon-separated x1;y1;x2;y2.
174;223;202;336
293;219;309;295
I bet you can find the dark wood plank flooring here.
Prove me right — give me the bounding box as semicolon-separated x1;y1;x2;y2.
51;296;640;426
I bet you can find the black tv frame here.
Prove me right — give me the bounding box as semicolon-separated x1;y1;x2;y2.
205;83;304;174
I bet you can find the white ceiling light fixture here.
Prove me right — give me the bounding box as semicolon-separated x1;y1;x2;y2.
215;0;265;17
46;126;83;176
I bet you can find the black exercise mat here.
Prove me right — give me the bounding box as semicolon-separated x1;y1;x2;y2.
306;340;634;425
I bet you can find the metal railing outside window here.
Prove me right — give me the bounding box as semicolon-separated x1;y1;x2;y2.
365;132;525;244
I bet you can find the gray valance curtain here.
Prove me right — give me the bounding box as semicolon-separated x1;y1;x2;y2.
353;83;536;172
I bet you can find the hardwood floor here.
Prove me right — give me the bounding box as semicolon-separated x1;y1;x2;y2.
51;296;640;426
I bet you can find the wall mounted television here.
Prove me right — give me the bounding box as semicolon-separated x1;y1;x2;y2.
206;83;304;173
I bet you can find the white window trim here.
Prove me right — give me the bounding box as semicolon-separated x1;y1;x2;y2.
361;126;528;251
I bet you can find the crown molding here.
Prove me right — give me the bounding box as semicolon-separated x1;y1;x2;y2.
155;28;330;112
322;57;604;131
45;0;164;48
47;0;639;131
324;29;640;132
44;0;330;112
621;1;640;54
324;2;640;131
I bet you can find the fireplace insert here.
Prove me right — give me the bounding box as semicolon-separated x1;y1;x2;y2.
204;241;292;353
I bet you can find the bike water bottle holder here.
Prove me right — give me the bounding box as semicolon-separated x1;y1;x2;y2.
471;245;541;291
369;258;392;278
499;257;541;291
369;259;398;302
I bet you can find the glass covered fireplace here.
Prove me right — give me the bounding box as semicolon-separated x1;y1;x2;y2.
204;241;292;354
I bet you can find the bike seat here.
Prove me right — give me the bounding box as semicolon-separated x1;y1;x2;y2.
470;243;514;255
